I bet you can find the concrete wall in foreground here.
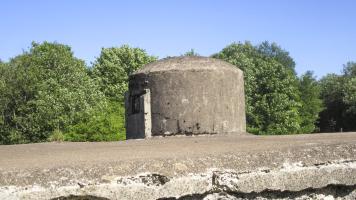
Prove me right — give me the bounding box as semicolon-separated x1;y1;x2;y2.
1;133;356;200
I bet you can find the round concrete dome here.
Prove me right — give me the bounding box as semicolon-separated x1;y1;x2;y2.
133;56;240;74
125;56;246;139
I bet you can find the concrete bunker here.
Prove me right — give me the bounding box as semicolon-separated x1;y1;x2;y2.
125;56;246;139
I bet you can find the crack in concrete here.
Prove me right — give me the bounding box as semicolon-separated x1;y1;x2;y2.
159;184;356;200
51;195;110;200
50;184;356;200
2;160;356;200
117;173;170;187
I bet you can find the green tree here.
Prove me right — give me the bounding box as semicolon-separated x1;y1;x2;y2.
213;42;301;134
0;61;11;143
343;62;356;114
257;41;296;73
183;49;200;56
298;71;323;133
64;101;126;142
319;62;356;132
318;74;347;132
91;45;157;101
0;42;106;144
85;45;157;141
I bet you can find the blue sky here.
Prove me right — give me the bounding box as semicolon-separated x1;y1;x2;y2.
1;0;355;78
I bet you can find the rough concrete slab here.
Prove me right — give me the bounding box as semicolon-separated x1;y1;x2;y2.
0;132;356;199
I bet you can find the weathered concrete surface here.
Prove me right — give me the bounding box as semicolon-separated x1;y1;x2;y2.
126;56;246;138
125;89;152;139
0;132;356;199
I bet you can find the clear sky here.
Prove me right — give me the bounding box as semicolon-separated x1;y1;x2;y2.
1;0;355;78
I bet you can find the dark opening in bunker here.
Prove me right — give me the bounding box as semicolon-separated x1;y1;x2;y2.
131;95;141;114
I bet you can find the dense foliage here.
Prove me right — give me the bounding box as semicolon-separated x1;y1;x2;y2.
64;101;126;142
90;45;157;101
298;71;323;133
0;43;155;144
213;42;328;135
183;49;200;56
0;41;354;144
0;42;106;144
214;42;302;134
81;45;157;142
318;62;356;132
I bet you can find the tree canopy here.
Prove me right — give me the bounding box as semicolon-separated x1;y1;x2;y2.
64;45;157;142
0;40;354;144
213;42;303;134
0;42;106;144
90;45;157;101
183;49;200;56
319;62;356;132
298;71;323;133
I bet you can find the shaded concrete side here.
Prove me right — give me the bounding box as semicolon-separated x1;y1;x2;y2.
125;89;152;139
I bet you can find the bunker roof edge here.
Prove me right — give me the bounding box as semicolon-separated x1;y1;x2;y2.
132;56;243;75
